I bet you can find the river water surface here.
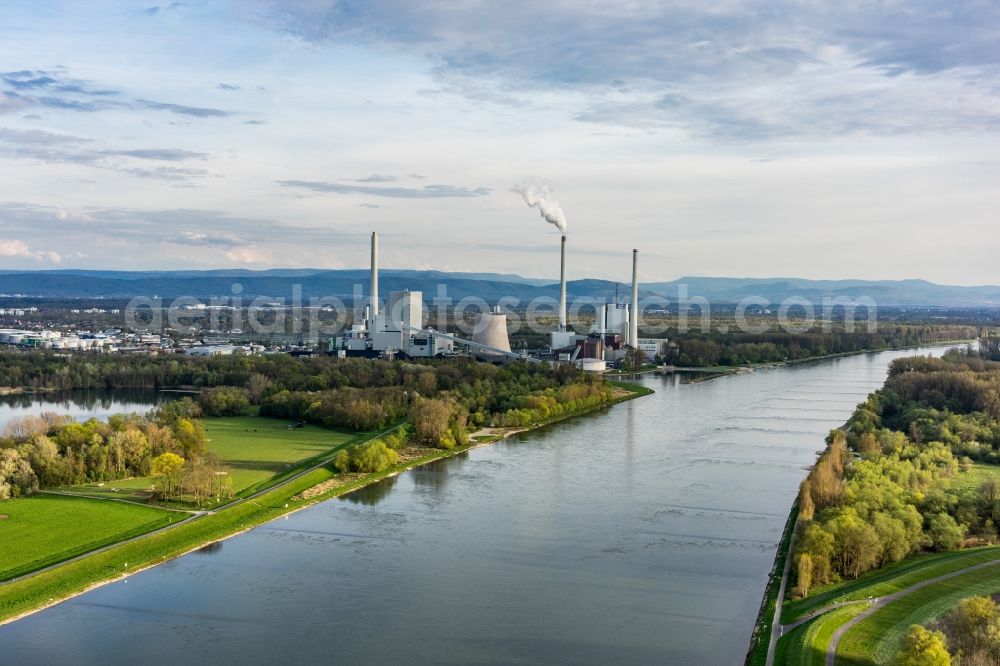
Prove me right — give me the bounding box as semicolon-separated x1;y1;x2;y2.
0;347;952;665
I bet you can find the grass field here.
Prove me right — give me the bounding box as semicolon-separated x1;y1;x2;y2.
782;546;1000;623
838;563;1000;665
0;494;174;581
950;461;1000;502
63;416;357;502
777;605;868;666
774;547;1000;665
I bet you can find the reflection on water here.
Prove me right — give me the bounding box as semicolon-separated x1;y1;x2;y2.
197;541;224;555
0;347;955;665
342;475;398;505
0;389;166;428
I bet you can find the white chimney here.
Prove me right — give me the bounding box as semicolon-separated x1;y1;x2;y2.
629;248;639;347
370;231;379;322
559;234;567;332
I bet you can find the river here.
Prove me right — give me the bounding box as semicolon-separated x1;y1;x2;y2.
0;347;952;665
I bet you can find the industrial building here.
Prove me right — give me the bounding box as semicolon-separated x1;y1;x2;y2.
330;232;531;362
548;246;667;370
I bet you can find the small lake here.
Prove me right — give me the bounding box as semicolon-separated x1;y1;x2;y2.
0;389;167;430
0;347;954;664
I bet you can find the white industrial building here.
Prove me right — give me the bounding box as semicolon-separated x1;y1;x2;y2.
331;232;530;361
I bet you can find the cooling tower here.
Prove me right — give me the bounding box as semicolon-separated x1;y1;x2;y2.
629;248;639;347
472;307;512;353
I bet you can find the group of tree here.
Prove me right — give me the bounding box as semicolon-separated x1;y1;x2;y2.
1;354;618;500
897;595;1000;665
791;351;1000;598
663;324;976;368
0;398;232;503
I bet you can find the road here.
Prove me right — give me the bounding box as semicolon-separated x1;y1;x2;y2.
824;557;1000;665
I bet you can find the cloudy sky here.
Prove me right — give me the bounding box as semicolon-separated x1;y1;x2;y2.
0;1;997;284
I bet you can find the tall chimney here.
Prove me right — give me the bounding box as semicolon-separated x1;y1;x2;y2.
370;231;379;322
559;234;567;332
629;248;639;347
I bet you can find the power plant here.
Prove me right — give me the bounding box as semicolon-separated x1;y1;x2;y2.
331;232;534;362
330;226;664;370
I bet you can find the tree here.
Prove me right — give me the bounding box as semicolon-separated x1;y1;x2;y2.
245;373;274;404
793;553;813;598
173;418;207;459
896;625;951;666
799;480;815;521
410;397;456;447
941;596;999;659
979;477;1000;524
151;452;185;497
623;346;646;371
198;386;250;417
927;513;966;551
857;432;880;457
0;448;38;499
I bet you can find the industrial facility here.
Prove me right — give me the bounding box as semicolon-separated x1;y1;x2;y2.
330;232;532;362
329;231;665;371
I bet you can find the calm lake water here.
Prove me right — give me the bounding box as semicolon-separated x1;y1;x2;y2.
0;389;166;429
0;347;952;665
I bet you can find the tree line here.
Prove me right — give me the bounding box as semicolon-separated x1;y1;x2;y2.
790;351;1000;598
664;324;976;367
0;399;228;501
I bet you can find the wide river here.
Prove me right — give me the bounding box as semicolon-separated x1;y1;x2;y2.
0;347;952;664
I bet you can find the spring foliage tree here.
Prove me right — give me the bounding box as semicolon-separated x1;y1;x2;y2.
897;625;951;666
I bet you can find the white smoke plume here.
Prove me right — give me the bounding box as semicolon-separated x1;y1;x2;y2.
513;179;567;233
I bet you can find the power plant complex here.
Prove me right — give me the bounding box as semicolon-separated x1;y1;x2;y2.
330;231;665;370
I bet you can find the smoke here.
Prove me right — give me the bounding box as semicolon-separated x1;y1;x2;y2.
513;179;567;233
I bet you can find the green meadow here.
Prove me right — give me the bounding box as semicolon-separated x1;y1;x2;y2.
0;494;174;581
64;415;357;502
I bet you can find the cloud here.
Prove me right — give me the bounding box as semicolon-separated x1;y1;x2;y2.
138;2;184;17
0;126;89;146
105;148;208;161
0;69;233;120
0;238;61;263
277;179;491;198
352;174;397;182
253;1;1000;140
136;99;231;117
174;231;242;249
0;130;211;182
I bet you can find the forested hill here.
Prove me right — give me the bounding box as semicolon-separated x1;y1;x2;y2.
0;269;998;306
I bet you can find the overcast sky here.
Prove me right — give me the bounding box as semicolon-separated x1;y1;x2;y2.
0;1;997;284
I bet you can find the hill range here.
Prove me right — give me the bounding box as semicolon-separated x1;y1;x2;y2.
0;270;998;307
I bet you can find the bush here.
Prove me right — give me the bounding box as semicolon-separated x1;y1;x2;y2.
198;387;250;417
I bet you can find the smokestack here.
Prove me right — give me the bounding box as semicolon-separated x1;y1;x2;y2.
629;248;639;347
370;231;379;321
559;234;567;332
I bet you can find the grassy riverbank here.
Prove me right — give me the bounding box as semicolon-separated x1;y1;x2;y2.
745;500;798;666
774;547;1000;665
0;380;652;626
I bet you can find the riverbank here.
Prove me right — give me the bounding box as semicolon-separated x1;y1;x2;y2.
0;380;652;626
745;500;799;666
668;339;973;384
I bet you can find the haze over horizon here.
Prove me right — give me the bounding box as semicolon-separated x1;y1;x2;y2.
1;1;997;285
